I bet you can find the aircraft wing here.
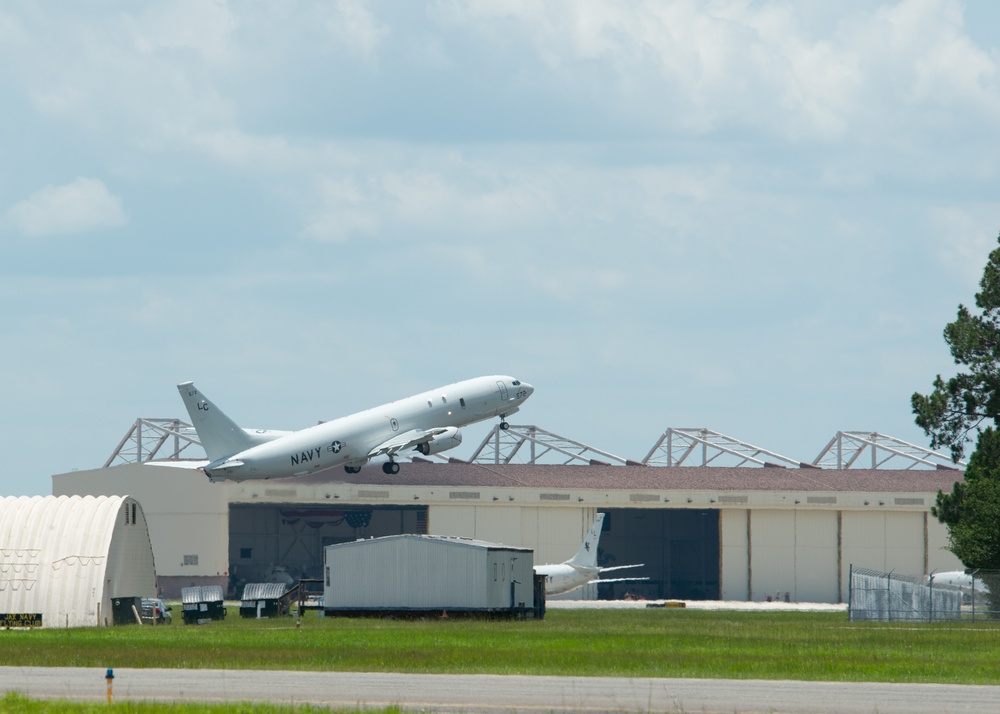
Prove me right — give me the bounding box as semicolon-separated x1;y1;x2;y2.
367;428;451;459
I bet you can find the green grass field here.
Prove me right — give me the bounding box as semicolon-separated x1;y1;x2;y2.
0;692;398;714
3;609;1000;685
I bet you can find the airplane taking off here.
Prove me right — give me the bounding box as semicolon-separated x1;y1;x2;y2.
534;513;648;596
172;375;533;483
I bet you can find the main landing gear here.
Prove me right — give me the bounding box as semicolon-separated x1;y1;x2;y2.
344;460;401;475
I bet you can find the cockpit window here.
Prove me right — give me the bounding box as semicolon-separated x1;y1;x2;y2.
512;380;521;386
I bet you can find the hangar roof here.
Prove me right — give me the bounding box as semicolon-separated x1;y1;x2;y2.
290;461;963;494
327;534;532;552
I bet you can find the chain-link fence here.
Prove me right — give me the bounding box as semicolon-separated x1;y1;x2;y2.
849;566;1000;621
849;566;961;621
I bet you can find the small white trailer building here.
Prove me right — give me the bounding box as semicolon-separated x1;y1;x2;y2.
324;535;537;616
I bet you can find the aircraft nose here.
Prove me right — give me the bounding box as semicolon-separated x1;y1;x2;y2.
521;382;534;397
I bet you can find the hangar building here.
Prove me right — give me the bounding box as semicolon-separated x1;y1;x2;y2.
51;422;966;603
0;495;157;627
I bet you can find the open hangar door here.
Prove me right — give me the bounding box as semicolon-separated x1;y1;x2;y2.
596;509;720;601
228;504;428;597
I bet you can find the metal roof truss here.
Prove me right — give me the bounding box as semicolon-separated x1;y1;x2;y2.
104;418;201;468
467;425;629;466
641;428;803;468
103;418;963;473
810;431;965;471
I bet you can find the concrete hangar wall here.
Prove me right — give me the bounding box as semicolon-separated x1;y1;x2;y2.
52;461;965;603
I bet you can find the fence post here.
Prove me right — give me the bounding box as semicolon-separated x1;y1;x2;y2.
971;569;978;622
928;573;934;623
847;564;853;621
886;570;893;622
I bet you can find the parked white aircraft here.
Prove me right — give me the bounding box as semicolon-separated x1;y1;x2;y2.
926;571;989;595
172;375;533;482
534;513;647;596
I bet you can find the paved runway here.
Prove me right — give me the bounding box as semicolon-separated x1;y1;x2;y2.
2;667;999;713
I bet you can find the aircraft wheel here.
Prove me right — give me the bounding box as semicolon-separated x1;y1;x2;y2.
382;461;400;475
500;421;510;430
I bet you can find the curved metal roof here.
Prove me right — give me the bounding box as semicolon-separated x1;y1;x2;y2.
0;495;156;627
241;582;290;601
181;585;224;604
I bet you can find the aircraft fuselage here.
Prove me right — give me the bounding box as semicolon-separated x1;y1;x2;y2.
534;563;601;596
203;375;532;481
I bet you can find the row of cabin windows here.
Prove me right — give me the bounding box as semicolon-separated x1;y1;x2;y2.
427;396;467;408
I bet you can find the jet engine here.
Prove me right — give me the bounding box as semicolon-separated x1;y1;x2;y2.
416;427;463;455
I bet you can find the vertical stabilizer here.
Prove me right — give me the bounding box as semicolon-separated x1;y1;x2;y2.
177;382;256;461
567;513;605;568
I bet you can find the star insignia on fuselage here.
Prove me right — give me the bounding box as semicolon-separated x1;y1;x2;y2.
328;441;345;454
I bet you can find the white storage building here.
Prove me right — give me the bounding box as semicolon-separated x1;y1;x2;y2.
0;495;157;628
324;535;535;614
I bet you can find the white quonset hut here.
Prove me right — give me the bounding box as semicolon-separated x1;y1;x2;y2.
0;495;157;628
324;535;536;615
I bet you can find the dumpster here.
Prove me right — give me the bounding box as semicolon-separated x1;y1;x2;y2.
110;596;142;626
181;585;226;624
239;582;290;618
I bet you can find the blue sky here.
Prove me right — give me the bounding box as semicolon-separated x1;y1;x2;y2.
2;1;999;496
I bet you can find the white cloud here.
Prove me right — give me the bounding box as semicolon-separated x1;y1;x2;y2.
187;130;348;173
524;264;627;303
9;3;237;141
129;0;237;62
7;178;127;237
431;0;999;140
305;177;382;243
301;157;561;244
299;147;733;258
928;206;1000;285
6;1;996;165
325;0;390;61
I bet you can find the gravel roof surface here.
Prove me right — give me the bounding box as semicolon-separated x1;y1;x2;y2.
292;461;963;493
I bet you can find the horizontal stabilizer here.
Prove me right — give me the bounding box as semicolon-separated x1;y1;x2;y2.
600;563;645;573
207;459;244;472
146;460;210;470
591;576;651;585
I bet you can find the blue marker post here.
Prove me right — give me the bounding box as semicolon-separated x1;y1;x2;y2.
105;668;114;703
